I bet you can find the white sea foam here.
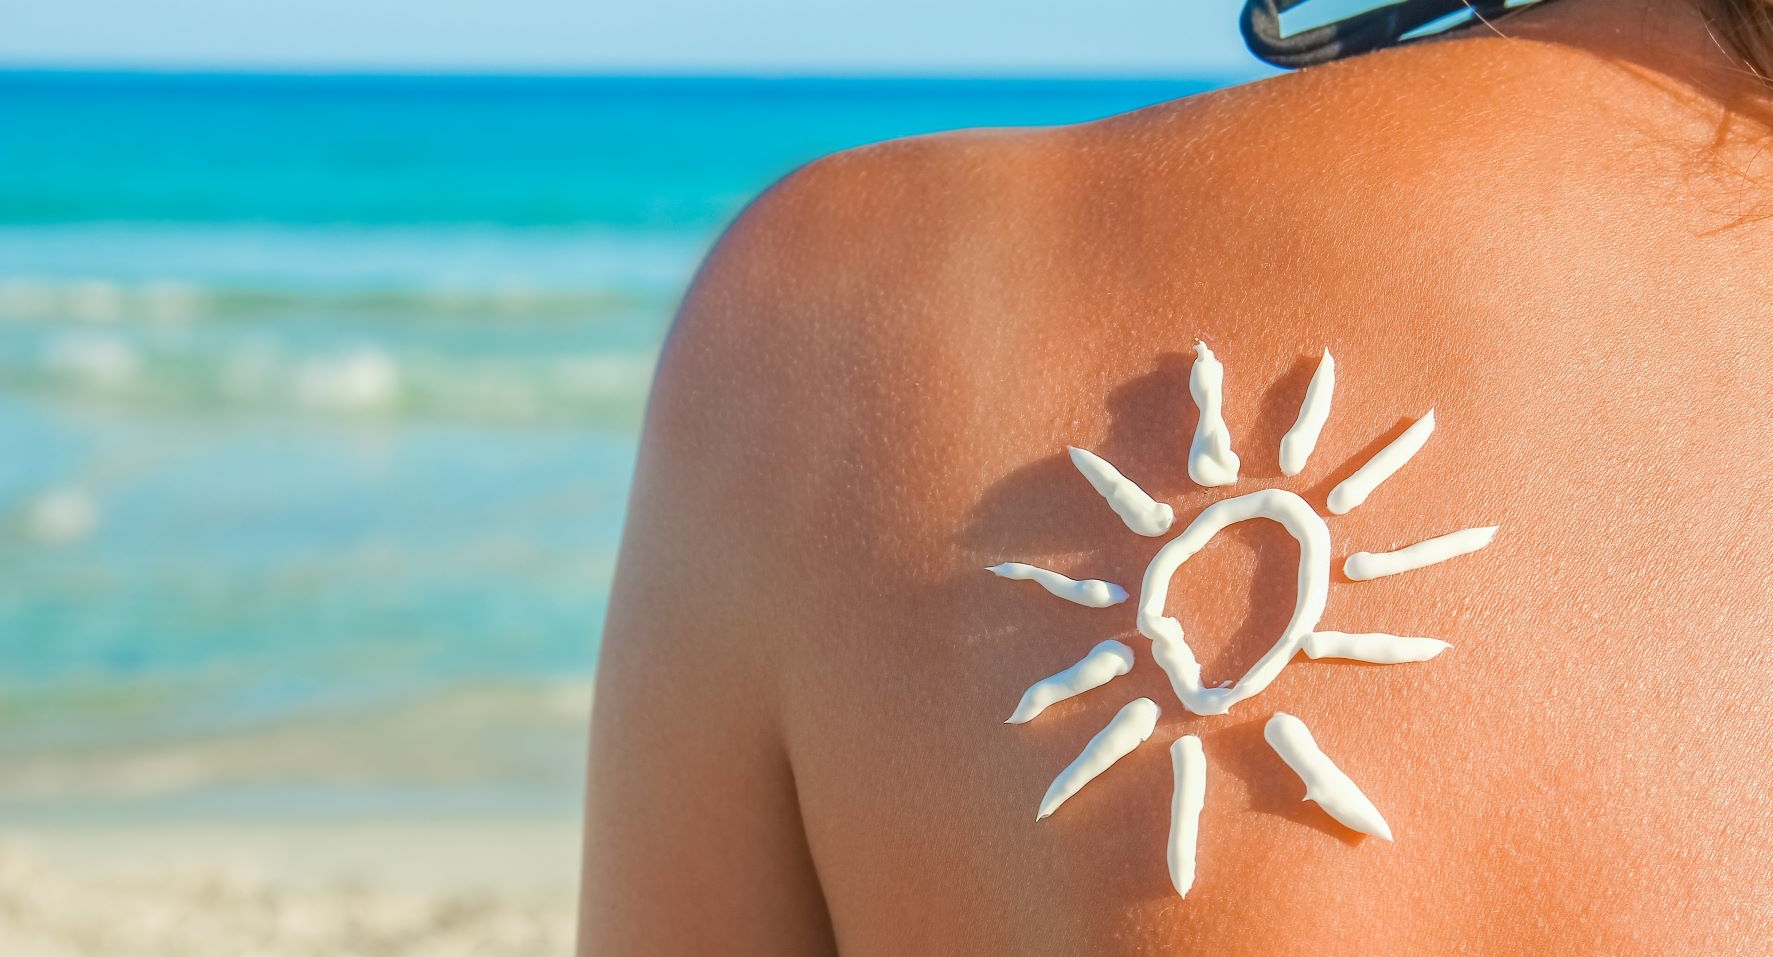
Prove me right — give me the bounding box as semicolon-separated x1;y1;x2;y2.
0;224;705;300
0;277;206;322
25;488;100;547
294;348;402;411
42;335;140;387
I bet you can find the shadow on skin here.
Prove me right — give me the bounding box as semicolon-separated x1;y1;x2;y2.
1098;351;1195;498
959;452;1118;556
1247;352;1322;482
1304;412;1420;509
961;351;1200;557
961;351;1205;559
1203;717;1365;846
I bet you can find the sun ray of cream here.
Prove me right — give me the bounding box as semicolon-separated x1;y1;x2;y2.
1344;525;1498;581
1036;698;1160;821
1167;735;1207;898
987;562;1128;608
1326;409;1435;514
1186;341;1240;487
1263;712;1393;841
1137;489;1331;715
1279;349;1335;477
1301;631;1450;663
1006;640;1136;724
1067;446;1174;537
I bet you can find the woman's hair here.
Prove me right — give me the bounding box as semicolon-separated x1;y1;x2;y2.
1715;0;1773;78
1241;0;1773;78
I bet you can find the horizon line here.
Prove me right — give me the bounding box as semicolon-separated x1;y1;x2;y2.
0;63;1266;84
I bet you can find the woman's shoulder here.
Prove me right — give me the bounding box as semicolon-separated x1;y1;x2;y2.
681;20;1690;355
645;23;1726;552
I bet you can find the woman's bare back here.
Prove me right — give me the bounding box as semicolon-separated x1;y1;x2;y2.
582;2;1773;953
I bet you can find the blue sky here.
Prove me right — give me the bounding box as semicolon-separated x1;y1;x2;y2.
0;0;1277;78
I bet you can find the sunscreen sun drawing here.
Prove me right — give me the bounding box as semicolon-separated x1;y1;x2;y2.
989;342;1498;899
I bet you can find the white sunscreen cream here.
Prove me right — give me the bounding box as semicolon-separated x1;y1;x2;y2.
988;562;1128;608
1068;446;1174;537
1006;639;1137;724
1037;697;1160;821
1137;489;1330;715
1344;525;1497;581
1302;631;1449;664
1279;349;1335;477
1263;712;1392;841
1326;410;1434;514
1186;341;1240;487
1168;735;1206;899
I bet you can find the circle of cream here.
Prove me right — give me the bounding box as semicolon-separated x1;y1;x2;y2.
1136;488;1331;716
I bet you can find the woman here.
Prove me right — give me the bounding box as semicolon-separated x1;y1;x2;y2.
581;0;1773;952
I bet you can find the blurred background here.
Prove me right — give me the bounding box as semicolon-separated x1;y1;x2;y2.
0;1;1278;953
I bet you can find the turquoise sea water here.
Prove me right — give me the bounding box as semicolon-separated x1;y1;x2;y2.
0;72;1226;815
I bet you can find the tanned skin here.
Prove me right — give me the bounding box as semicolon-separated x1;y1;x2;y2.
581;1;1773;953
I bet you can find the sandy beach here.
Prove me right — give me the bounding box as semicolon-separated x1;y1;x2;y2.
0;681;590;955
0;816;580;956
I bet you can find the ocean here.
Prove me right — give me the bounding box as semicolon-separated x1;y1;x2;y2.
0;71;1227;818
